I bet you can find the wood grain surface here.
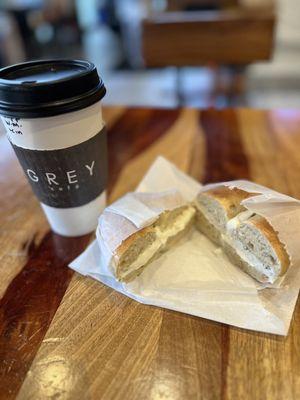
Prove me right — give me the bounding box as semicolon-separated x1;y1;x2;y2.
0;107;300;400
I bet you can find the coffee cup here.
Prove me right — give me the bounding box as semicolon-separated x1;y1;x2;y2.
0;59;107;237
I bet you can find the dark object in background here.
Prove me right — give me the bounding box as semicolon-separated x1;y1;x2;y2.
10;9;34;57
3;2;81;62
166;0;239;11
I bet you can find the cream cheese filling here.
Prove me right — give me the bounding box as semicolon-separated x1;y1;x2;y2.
222;235;277;281
119;207;195;279
226;210;254;232
224;211;278;282
196;202;223;229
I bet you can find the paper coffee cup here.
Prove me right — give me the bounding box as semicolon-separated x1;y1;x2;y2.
0;59;107;237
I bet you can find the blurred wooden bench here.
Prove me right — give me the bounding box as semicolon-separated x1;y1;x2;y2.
142;7;275;66
141;4;275;104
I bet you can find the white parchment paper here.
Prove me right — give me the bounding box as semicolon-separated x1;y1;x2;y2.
70;156;300;335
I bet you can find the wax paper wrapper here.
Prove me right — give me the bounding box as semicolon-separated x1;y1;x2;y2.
70;156;300;335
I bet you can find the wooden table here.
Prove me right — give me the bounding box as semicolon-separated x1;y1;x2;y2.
0;107;300;400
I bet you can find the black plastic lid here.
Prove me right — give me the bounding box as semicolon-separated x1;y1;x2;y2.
0;59;106;118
